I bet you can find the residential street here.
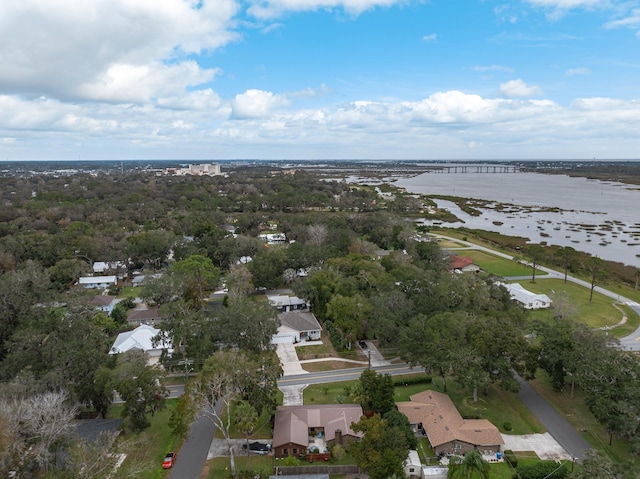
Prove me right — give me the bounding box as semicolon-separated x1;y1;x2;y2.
169;414;215;479
169;237;640;476
515;375;591;460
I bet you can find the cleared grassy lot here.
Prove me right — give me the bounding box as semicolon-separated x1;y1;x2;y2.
460;249;546;278
522;278;626;330
107;399;179;479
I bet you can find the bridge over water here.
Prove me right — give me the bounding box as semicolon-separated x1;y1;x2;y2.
427;164;520;173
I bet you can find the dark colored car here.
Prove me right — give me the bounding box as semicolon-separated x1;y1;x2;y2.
242;442;271;454
358;340;368;349
162;452;177;469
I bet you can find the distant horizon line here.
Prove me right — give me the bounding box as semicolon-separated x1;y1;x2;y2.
2;158;640;163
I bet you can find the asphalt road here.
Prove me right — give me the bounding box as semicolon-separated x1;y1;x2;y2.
277;363;425;387
434;233;640;350
515;375;591;460
169;412;215;479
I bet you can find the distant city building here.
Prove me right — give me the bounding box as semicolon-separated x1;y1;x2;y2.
172;163;222;176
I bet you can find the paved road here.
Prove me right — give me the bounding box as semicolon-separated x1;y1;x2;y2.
432;233;640;350
515;375;591;461
277;363;425;387
169;413;215;479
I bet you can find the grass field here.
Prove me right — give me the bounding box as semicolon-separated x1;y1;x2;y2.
301;360;366;372
522;278;626;330
461;249;546;278
108;399;179;479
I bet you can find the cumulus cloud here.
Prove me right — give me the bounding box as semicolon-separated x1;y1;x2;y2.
3;88;640;160
231;89;290;118
422;33;437;42
566;67;591;75
0;0;238;101
500;79;543;97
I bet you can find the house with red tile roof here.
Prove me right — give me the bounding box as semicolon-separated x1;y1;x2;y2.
397;390;503;456
448;256;480;273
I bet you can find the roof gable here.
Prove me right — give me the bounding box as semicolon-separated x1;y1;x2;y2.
278;311;322;333
273;405;364;448
110;324;172;355
397;390;503;449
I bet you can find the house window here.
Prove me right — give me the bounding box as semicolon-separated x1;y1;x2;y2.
293;448;297;454
283;448;288;455
410;468;415;472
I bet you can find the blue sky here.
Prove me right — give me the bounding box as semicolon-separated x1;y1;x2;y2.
1;0;639;160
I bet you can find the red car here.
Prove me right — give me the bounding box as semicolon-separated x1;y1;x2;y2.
162;452;177;469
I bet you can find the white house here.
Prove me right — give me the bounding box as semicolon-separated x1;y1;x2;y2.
109;324;173;365
259;233;286;244
78;276;117;289
498;282;552;310
271;311;322;344
267;295;307;312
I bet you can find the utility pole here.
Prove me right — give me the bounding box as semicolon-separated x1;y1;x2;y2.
367;350;371;370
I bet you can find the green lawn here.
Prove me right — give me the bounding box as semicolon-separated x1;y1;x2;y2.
108;399;180;479
521;278;626;330
304;377;545;437
461;250;546;278
205;455;273;479
529;370;640;467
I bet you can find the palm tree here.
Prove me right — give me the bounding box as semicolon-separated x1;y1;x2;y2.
235;401;259;460
447;450;490;479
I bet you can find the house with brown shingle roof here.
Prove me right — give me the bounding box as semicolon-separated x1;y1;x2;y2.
127;306;163;326
397;390;503;456
91;295;119;314
272;404;364;458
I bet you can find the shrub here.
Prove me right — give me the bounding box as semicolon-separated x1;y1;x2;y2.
517;461;568;479
281;455;301;466
331;444;345;461
393;376;432;387
503;421;513;432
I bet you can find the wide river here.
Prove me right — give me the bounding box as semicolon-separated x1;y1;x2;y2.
370;170;640;268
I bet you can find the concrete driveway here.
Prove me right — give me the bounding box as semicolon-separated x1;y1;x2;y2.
502;433;572;461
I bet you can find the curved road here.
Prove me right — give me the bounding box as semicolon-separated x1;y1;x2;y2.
433;233;640;349
171;235;640;475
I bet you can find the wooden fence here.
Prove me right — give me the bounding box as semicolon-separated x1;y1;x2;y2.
273;464;364;475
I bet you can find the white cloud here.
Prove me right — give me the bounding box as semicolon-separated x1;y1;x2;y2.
566;67;592;75
422;33;437;42
525;0;604;9
248;0;403;19
603;9;640;29
500;79;543;97
0;0;238;101
231;89;290;118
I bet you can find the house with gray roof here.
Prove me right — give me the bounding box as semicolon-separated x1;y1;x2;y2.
109;324;172;365
271;311;322;344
